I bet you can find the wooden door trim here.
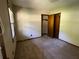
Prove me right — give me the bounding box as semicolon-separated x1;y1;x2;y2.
54;13;61;38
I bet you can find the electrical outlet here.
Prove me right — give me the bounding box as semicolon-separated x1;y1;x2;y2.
31;34;32;36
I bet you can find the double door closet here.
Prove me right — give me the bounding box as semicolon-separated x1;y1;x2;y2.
41;13;60;38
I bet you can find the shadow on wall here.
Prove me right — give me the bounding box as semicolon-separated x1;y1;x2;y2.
13;6;41;40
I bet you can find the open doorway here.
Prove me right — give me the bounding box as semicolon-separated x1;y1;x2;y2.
41;13;60;39
41;14;48;36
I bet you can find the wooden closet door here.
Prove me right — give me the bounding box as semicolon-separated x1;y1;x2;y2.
48;15;54;37
54;13;60;38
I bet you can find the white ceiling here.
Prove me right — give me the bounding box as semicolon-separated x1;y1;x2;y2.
11;0;79;11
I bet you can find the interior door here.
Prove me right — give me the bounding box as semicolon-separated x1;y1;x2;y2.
48;15;54;37
54;13;60;38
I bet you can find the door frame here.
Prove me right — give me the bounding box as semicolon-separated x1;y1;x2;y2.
41;13;61;38
41;14;49;36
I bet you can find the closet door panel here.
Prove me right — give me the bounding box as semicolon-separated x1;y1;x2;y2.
48;15;54;37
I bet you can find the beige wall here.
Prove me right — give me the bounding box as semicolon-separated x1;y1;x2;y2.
0;0;16;59
50;5;79;46
14;7;42;40
14;3;79;47
59;6;79;46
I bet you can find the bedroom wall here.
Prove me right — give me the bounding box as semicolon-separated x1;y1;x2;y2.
59;6;79;46
14;3;79;47
51;4;79;46
13;6;42;40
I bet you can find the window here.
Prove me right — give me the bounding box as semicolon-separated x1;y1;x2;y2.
8;8;15;39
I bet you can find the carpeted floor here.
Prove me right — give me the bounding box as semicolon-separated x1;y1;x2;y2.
14;36;79;59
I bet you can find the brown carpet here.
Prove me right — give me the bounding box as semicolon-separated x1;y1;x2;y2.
14;36;79;59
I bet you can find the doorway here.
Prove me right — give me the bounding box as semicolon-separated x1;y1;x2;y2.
41;13;60;38
41;14;48;36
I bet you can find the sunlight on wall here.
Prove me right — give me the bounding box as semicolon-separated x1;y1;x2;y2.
59;7;79;46
16;8;41;40
50;5;79;46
